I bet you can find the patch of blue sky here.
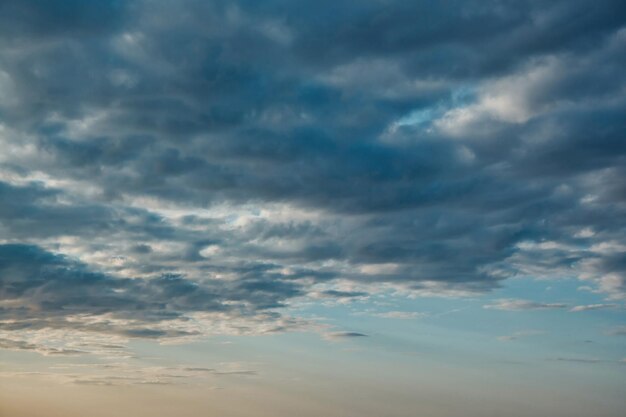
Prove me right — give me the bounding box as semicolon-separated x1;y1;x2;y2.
393;85;478;129
288;281;624;366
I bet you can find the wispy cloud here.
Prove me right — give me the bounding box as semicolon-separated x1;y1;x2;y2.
569;304;619;312
371;311;426;320
484;299;568;311
549;357;608;364
0;338;85;356
608;326;626;337
1;362;259;387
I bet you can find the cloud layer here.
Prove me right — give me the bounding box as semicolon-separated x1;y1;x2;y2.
0;0;625;351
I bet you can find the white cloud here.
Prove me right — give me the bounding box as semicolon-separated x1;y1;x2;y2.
569;304;619;312
372;311;426;319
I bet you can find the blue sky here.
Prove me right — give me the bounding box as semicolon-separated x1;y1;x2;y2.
0;1;625;416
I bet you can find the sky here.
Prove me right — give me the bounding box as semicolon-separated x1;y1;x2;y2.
0;1;625;416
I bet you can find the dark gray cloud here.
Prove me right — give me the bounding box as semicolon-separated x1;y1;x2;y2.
0;0;625;347
325;332;369;340
0;0;126;40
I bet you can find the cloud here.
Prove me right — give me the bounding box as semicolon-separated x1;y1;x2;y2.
548;357;626;365
497;330;546;342
319;290;370;299
550;357;605;364
0;0;126;40
484;299;568;311
324;332;369;341
0;0;625;351
569;304;619;312
1;362;259;387
372;311;425;320
608;326;626;337
0;243;313;351
0;338;85;356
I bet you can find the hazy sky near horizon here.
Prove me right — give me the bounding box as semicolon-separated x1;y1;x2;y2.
0;1;625;416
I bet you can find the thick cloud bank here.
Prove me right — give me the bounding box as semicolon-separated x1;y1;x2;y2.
0;0;625;349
